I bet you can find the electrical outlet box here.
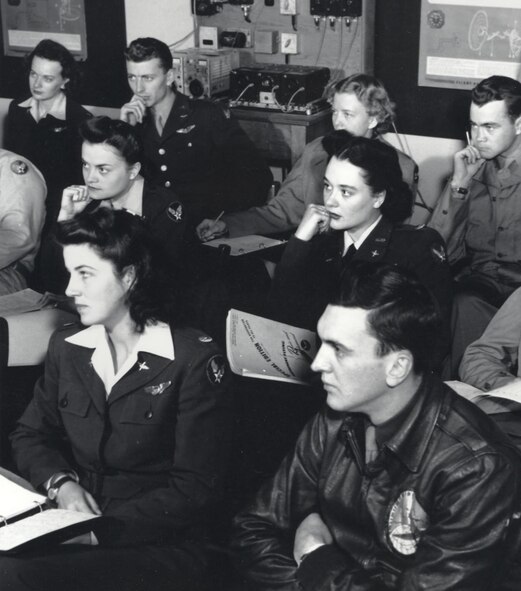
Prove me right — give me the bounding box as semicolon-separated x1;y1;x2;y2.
280;32;298;54
236;27;252;48
280;0;297;15
254;30;278;54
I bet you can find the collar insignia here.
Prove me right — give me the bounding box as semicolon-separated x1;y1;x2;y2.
431;244;447;263
138;361;150;371
371;250;380;257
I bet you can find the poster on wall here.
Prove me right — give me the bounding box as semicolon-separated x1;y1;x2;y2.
0;0;87;59
418;0;521;89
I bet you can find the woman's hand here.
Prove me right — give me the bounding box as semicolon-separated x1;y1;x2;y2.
57;185;92;222
196;218;227;242
293;512;333;566
56;481;102;515
295;204;332;242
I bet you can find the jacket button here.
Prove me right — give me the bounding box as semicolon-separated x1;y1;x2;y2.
158;148;165;155
160;164;167;171
144;410;153;420
59;397;68;408
187;142;192;147
164;181;171;188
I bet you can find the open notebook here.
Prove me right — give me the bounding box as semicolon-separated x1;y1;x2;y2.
0;473;101;553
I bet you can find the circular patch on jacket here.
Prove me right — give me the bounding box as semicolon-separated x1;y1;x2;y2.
167;202;183;222
10;160;28;175
207;355;225;385
388;490;429;556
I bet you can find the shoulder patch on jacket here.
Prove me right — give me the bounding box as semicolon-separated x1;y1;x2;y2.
207;355;226;385
167;202;183;222
10;160;28;175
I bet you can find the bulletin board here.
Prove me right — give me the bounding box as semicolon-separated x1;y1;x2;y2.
0;0;87;59
418;0;521;90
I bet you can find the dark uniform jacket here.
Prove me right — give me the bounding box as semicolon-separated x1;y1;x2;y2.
232;376;521;590
136;91;273;223
6;96;92;228
224;135;418;239
10;323;232;548
269;217;452;363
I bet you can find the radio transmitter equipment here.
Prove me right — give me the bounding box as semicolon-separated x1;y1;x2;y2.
229;64;330;113
171;48;241;99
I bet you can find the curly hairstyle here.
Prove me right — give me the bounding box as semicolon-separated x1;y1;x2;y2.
79;116;143;166
56;207;176;332
26;39;80;95
124;37;173;73
471;75;521;121
327;74;396;136
330;134;413;223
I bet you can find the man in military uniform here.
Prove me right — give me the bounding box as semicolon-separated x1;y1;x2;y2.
429;75;521;375
0;150;46;295
232;262;521;591
120;37;272;225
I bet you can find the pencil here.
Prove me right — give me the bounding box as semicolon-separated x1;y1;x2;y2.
466;131;471;145
214;210;225;224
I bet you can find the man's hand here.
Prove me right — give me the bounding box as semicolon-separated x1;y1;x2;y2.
57;185;92;222
196;219;227;242
293;512;333;566
56;481;102;516
120;95;146;126
452;144;484;189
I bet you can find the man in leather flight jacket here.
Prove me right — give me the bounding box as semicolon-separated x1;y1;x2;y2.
232;262;521;591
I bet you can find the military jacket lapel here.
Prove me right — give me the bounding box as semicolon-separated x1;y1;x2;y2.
69;348;107;416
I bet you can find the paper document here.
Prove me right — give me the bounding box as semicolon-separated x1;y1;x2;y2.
226;309;318;385
203;235;286;256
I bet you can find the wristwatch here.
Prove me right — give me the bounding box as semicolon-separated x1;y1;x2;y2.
46;472;78;501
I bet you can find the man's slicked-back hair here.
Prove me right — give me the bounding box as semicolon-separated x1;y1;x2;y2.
332;261;442;374
472;75;521;121
124;37;173;72
327;73;396;135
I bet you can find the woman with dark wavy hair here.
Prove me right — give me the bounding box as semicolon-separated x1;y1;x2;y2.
6;207;232;591
269;134;453;368
5;39;91;228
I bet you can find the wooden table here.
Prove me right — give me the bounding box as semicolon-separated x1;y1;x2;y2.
231;106;333;171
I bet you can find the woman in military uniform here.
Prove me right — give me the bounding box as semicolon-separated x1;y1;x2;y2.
51;116;194;293
5;208;232;591
269;134;453;370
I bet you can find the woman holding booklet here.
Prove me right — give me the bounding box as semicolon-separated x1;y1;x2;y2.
4;208;231;590
269;134;453;371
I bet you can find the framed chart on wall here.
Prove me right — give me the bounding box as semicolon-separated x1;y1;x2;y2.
0;0;87;59
418;0;521;90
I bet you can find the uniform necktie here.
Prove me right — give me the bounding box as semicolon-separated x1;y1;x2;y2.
344;243;357;264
